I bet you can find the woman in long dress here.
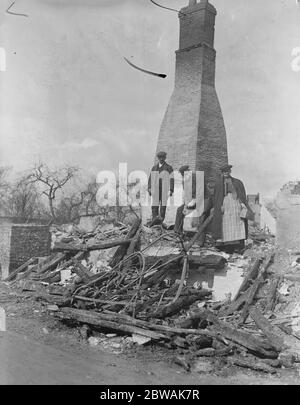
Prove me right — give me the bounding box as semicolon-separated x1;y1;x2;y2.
211;164;253;251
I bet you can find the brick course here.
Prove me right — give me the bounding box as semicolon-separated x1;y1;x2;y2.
0;223;51;279
155;0;228;183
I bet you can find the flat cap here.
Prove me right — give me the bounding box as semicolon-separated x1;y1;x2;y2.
220;164;233;173
157;151;167;158
179;165;190;174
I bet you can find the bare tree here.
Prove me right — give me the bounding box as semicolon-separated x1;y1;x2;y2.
55;191;85;223
54;179;108;224
27;163;79;221
0;166;11;214
7;178;44;220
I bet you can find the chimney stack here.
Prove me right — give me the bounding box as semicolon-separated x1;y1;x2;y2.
155;1;228;182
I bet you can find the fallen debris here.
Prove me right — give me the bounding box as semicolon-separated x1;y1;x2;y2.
3;216;294;374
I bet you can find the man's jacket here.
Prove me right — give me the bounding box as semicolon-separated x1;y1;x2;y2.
148;162;174;203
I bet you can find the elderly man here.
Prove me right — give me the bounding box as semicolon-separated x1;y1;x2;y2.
211;164;254;251
148;151;174;223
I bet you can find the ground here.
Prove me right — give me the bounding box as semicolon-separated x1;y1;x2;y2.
1;251;300;386
1;207;300;385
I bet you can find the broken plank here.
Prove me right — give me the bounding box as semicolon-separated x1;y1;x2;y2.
36;253;68;275
99;311;215;338
38;252;86;282
150;290;212;319
55;307;168;340
196;346;232;357
4;257;38;282
72;262;93;284
125;229;141;257
188;254;227;269
53;238;134;253
227;355;278;374
73;296;129;306
220;290;250;317
265;276;282;312
109;218;141;268
60;308;217;338
60;251;86;271
34;293;69;306
239;252;275;325
198;309;279;359
233;258;263;301
283;274;300;283
184;213;214;252
16;256;51;281
249;307;286;352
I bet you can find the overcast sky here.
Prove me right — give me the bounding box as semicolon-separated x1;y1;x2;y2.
0;0;300;198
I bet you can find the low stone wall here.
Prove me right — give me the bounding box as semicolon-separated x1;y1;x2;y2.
0;224;51;279
0;225;12;279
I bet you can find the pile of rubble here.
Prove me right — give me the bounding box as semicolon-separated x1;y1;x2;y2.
3;216;300;375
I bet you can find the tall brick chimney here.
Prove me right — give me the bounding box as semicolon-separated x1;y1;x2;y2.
155;0;228;182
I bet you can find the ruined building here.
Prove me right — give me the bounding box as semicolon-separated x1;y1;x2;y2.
156;0;228;182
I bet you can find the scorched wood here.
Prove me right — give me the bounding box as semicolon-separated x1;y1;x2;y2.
109;218;141;267
4;257;38;282
249;307;286;352
197;309;279;359
150;290;212;319
53;239;134;252
239;252;274;324
55;307;168;340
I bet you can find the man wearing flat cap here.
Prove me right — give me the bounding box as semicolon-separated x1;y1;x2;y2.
211;164;254;251
148;151;174;223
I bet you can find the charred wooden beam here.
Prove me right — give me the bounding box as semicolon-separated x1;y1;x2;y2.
227;355;278;374
4;257;38;282
197;309;279;359
249;307;286;352
109;218;141;267
233;258;263;301
55;307;168;340
150;290;212;319
239;252;275;325
72;262;93;284
53;238;133;253
36;253;68;275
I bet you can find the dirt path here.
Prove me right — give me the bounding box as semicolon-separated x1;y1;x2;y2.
0;330;194;385
0;281;299;385
1;330;299;385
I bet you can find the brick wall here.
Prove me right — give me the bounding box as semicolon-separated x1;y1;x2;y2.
156;0;228;183
0;225;12;279
179;1;216;49
0;224;51;279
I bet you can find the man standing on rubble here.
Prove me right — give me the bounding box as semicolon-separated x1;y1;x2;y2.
148;151;174;224
211;164;254;252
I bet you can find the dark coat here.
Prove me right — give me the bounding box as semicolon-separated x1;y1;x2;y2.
211;175;251;240
148;162;174;204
